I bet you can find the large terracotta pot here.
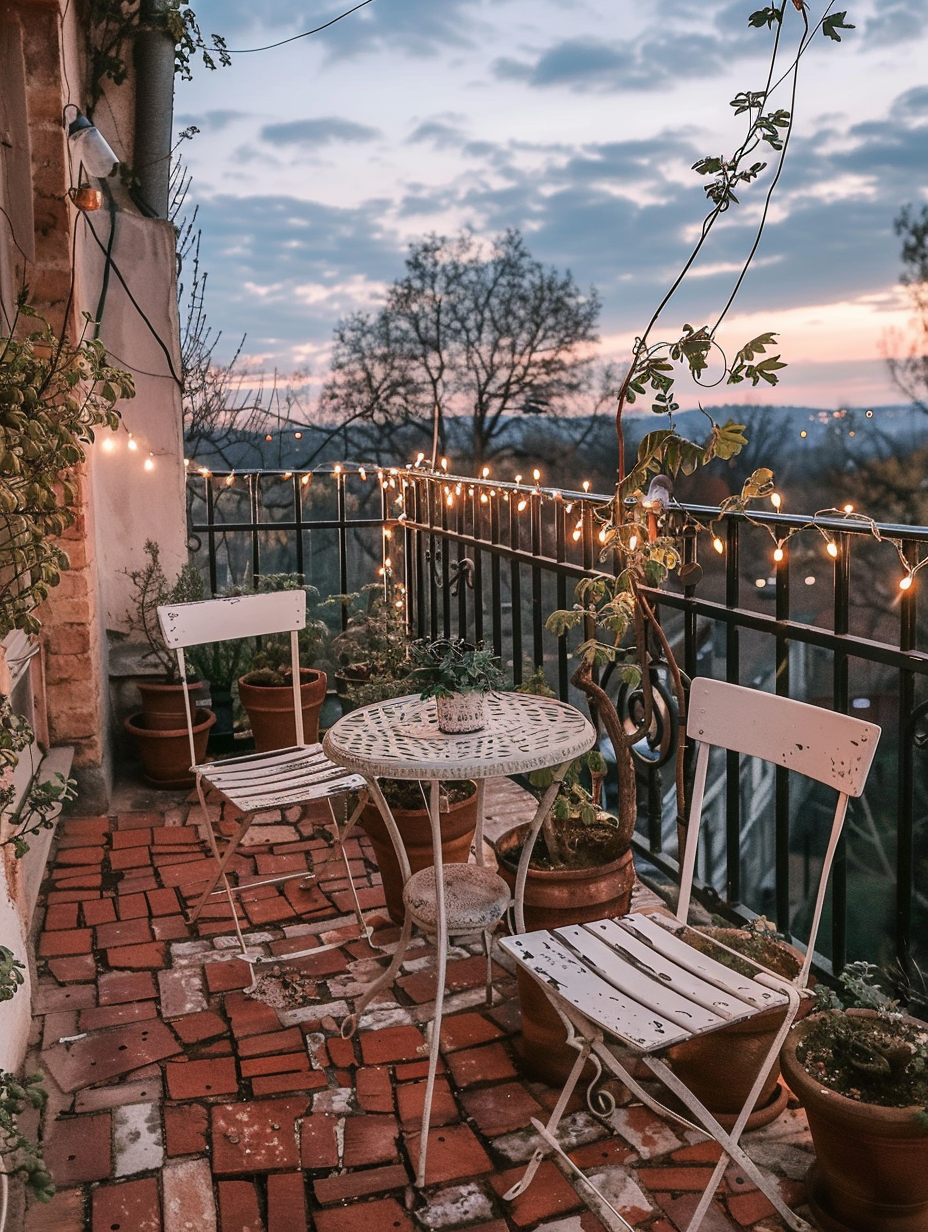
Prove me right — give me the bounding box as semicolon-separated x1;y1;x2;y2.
495;821;636;1084
136;679;202;731
125;708;216;788
665;928;805;1129
781;1010;928;1232
238;668;327;752
361;786;479;925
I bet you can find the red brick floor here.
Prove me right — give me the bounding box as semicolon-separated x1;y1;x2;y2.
23;793;817;1231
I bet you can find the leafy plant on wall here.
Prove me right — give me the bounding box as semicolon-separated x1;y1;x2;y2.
0;293;132;1203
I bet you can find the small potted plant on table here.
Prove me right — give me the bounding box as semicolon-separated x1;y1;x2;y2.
409;637;507;733
780;961;928;1232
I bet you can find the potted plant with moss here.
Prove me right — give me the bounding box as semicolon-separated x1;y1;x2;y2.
237;575;330;752
780;961;928;1232
408;637;507;733
123;540;215;785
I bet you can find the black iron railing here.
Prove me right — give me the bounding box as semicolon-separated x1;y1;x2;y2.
188;465;928;978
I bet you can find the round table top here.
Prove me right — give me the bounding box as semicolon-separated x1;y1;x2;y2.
323;690;596;780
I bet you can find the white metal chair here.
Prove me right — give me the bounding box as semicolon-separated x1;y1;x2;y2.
157;591;371;962
500;677;881;1232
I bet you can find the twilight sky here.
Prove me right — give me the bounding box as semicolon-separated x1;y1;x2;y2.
173;0;928;413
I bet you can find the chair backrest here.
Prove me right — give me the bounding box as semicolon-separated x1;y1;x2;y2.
678;677;881;986
156;590;309;766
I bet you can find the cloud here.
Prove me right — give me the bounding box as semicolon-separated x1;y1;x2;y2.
260;116;381;147
863;0;928;46
407;117;469;149
186;0;485;60
174;109;250;131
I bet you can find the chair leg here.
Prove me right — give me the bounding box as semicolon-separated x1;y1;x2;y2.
340;915;415;1039
190;777;253;960
503;1032;594;1201
326;791;372;941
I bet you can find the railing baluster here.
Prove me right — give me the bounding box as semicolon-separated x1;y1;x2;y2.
775;538;791;937
831;530;851;972
725;517;740;905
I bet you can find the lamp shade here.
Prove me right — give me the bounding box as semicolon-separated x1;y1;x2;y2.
67;113;118;178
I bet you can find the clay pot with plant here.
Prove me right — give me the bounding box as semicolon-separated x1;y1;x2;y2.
237;576;330;752
779;961;928;1232
124;539;207;728
667;917;810;1129
123;540;215;786
361;777;479;925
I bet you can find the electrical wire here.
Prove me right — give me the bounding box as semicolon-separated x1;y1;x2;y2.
223;0;376;54
81;213;183;387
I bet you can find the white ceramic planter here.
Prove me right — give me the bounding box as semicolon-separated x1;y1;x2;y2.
436;691;487;733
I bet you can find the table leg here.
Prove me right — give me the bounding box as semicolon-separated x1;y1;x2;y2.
512;761;571;935
340;775;415;1038
473;778;487;866
415;778;447;1188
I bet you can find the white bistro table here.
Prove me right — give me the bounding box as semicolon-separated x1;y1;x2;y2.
323;689;596;1186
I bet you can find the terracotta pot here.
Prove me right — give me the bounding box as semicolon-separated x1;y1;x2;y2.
125;708;216;789
781;1010;928;1232
495;821;636;1085
238;668;327;752
665;928;805;1128
137;679;202;731
361;786;479;925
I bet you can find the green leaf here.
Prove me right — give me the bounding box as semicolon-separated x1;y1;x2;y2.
822;11;854;41
749;6;781;29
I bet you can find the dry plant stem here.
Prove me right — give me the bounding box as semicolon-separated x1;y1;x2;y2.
571;659;637;837
541;800;563;867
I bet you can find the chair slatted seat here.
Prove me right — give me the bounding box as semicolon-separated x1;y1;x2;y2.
156;591;371;964
499;677;881;1232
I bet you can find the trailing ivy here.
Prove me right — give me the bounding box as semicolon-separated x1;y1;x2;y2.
86;0;229;108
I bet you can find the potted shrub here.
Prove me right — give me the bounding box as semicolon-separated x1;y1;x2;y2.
780;962;928;1232
329;580;413;712
185;634;252;754
237;575;329;752
124;539;206;728
123;541;215;786
409;637;507;733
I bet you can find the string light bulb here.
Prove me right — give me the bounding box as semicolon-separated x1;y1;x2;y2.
826;540;839;558
294;431;303;440
102;437;115;453
481;466;490;479
415;452;425;466
359;467;367;481
843;503;854;514
334;464;342;475
301;474;311;486
900;573;913;591
144;456;155;471
773;546;784;563
127;435;138;452
225;474;235;486
771;492;781;509
441;457;448;471
532;469;540;483
517;499;527;512
514;474;522;485
628;534;638;552
712;536;724;554
582;480;590;493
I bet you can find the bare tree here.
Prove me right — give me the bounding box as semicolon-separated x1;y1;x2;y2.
886;205;928;413
319;229;604;468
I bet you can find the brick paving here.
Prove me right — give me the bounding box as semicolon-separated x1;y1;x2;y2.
23;789;817;1232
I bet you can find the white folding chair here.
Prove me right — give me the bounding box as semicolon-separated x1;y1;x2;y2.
500;677;881;1232
157;591;371;962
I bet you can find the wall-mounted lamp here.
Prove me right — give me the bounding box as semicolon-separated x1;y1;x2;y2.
67;111;118;179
